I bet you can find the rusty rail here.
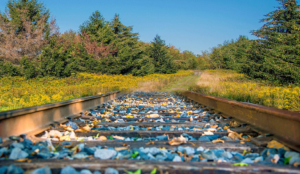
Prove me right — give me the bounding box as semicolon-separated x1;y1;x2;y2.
182;91;300;151
0;91;122;139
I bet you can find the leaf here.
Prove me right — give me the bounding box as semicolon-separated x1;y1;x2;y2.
212;138;224;143
233;163;248;167
93;133;99;139
15;158;31;162
150;168;157;174
284;156;291;164
146;141;155;145
115;147;128;151
242;150;250;155
112;135;125;140
168;135;187;145
131;151;139;158
98;136;107;141
267;140;289;150
125;169;141;174
293;162;300;167
109;136;113;140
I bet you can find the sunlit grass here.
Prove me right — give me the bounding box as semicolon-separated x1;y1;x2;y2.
189;70;300;112
0;71;193;111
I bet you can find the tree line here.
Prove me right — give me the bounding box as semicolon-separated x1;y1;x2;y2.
208;0;300;85
0;0;207;79
1;0;298;85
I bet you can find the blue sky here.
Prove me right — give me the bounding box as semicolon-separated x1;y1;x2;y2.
0;0;281;55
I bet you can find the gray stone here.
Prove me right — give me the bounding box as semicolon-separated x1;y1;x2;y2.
80;169;92;174
289;157;300;165
29;166;51;174
22;138;33;148
93;171;102;174
231;152;244;160
94;149;117;160
173;156;182;162
11;142;24;149
198;136;210;141
0;147;8;157
148;147;160;155
222;151;233;159
156;136;168;141
254;156;264;163
139;147;149;154
66;122;79;130
0;166;8;174
156;154;167;161
60;166;78;174
284;151;300;159
73;153;87;159
211;149;224;157
241;158;253;164
196;146;204;152
9;148;28;160
104;168;118;174
183;147;195;155
6;164;24;174
201;151;217;160
245;153;259;160
147;153;156;160
218;122;229;127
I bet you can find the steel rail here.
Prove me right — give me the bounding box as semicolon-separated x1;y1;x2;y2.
183;91;300;151
0;91;123;139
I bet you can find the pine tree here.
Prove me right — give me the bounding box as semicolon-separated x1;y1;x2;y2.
79;10;107;42
251;0;300;84
100;14;144;75
2;0;51;37
0;0;56;63
148;35;177;74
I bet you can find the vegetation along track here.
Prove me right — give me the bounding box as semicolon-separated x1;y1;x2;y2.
0;91;300;174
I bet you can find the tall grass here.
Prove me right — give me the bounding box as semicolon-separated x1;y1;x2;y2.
189;70;300;112
0;71;193;111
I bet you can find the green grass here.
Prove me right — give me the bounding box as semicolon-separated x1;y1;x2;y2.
160;74;200;93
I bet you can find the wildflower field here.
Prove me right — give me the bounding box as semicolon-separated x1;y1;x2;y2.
189;70;300;112
0;71;193;111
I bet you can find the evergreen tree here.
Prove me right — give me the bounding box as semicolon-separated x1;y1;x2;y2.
251;0;300;84
148;35;177;74
79;11;106;41
100;14;144;75
2;0;50;37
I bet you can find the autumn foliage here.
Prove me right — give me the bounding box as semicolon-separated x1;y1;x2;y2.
0;8;57;62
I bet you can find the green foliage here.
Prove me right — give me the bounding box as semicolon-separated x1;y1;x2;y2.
150;168;157;174
20;57;37;79
99;14;143;75
0;2;195;78
148;35;177;74
209;36;254;72
249;0;300;84
3;0;50;37
233;163;249;167
125;169;141;174
0;60;21;77
208;0;300;85
39;35;73;77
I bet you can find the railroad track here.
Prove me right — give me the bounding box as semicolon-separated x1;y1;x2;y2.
0;91;300;174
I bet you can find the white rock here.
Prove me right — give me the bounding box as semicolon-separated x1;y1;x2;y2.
94;149;117;159
173;156;182;162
